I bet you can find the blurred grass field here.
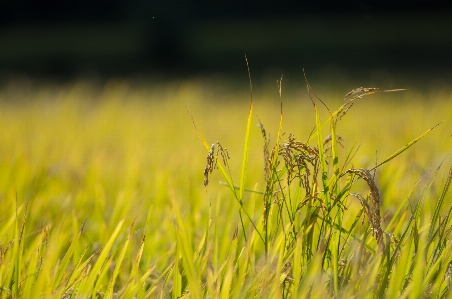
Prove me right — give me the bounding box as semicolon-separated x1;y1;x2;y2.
0;76;451;298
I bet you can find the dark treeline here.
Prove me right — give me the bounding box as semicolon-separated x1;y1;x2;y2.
1;1;452;79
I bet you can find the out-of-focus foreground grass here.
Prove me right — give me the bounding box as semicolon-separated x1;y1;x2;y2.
0;77;451;298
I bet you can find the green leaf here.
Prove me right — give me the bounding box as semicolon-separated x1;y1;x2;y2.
239;98;252;202
370;122;442;171
314;103;330;204
105;223;132;298
79;219;125;297
53;218;86;290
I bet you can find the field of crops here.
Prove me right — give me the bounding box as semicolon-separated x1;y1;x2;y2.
0;76;451;298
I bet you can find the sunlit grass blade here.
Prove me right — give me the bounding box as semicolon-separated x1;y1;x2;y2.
131;230;146;278
219;181;264;194
424;247;450;292
22;226;49;298
220;229;238;299
53;218;86;290
193;220;211;279
330;114;339;183
297;247;324;298
405;231;428;298
379;171;438;296
386;232;414;298
118;231;150;298
8;209;20;298
104;222;132;298
171;193;202;299
238;101;252;202
331;231;340;296
8;198;28;298
291;235;303;298
239;55;253;202
370;122;443;171
78;219;125;296
175;229;201;298
314;103;329;204
64;246;93;292
385;178;422;232
172;250;182;299
157;262;178;298
428;166;452;241
0;204;23;238
125;264;157;298
263;96;284;256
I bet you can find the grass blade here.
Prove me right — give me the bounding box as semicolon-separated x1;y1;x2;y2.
428;166;452;241
239;55;253;201
238;100;252;201
53;218;86;290
79;219;125;297
314;102;330;204
370;122;442;171
104;222;132;298
171;191;202;299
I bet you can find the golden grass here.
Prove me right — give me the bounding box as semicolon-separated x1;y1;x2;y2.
0;77;451;298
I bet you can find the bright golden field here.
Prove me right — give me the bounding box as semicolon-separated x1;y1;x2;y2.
0;76;451;298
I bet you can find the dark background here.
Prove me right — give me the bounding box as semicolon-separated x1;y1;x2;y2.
1;1;452;84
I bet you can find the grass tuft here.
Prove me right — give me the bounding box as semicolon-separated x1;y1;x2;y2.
192;71;447;297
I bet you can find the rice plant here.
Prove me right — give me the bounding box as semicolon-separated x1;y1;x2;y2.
0;73;450;298
191;67;451;298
